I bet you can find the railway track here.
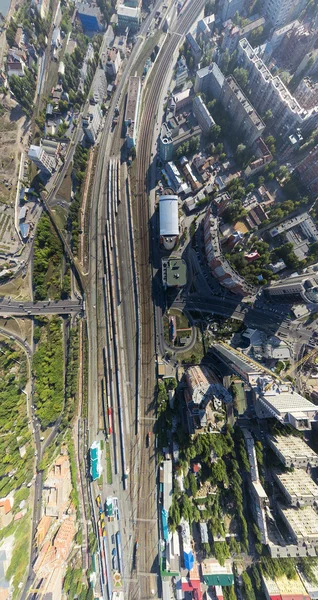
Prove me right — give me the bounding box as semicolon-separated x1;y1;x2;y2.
131;1;206;597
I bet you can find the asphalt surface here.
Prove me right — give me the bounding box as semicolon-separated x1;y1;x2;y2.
0;298;83;315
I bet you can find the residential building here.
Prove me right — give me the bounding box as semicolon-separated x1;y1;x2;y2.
262;0;307;28
273;469;318;506
219;0;245;22
159;195;179;250
245;137;273;177
175;55;188;88
195;62;225;99
203;208;252;295
101;47;121;78
222;76;265;144
82;103;103;144
77;3;102;32
7;58;25;77
172;87;193;112
124;76;141;149
221;17;265;54
199;522;209;544
295;78;318;110
278;504;318;545
267;435;318;469
196;15;215;42
238;38;318;135
201;559;234;587
193;95;215;133
269;212;318;260
162;258;187;288
165;162;182;192
296;145;318;196
28;145;55;175
185;32;202;67
275;25;318;72
264;273;318;304
117;5;140;33
51;26;61;49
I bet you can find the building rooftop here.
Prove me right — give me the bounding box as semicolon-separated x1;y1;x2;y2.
279;504;318;541
262;573;309;598
162;258;187;287
162;460;173;513
117;5;139;18
274;469;318;503
227;76;265;130
268;435;318;466
159;195;179;236
125;76;140;123
259;386;318;423
201;559;234;587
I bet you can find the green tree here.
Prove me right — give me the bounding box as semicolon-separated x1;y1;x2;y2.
233;67;248;90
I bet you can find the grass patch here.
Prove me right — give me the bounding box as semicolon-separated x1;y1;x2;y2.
7;514;31;599
105;442;112;485
168;308;190;329
52;205;68;231
56;161;73;203
176;329;205;364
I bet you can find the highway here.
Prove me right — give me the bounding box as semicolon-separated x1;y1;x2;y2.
0;298;83;315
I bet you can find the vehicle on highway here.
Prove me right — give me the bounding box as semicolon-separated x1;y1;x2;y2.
96;494;101;509
147;431;151;446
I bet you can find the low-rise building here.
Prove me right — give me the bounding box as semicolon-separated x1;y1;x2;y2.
273;469;318;506
159;123;174;162
262;573;310;600
201;558;234;587
117;5;140;32
184;365;230;432
124;76;141;149
269;212;318;260
165;162;182;192
77;3;102;32
267;435;318;469
160;460;173;513
199;522;209;544
162;258;187;288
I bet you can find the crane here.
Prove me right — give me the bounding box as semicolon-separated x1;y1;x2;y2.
285;347;318;378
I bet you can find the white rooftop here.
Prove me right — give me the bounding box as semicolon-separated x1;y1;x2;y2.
275;469;318;502
280;505;318;541
159;196;179;236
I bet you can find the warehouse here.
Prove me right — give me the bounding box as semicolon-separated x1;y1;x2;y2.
278;505;318;545
273;469;318;506
159;195;179;250
268;435;318;469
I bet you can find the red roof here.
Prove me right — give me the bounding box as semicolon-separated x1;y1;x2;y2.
192;463;201;473
0;499;11;514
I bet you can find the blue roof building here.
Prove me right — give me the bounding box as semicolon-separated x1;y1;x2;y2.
90;441;102;481
77;3;102;32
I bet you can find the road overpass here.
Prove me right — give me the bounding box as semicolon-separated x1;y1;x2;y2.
0;299;83;316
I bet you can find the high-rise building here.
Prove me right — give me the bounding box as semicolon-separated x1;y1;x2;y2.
265;274;318;304
262;0;306;28
219;0;246;22
117;5;140;32
295;78;318;110
28;145;55;175
175;55;188;88
237;38;318;135
193;95;215;133
296;145;318;195
275;25;318;72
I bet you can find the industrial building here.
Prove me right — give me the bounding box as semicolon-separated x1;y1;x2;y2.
257;384;318;430
193;95;215;133
265;273;318;304
278;504;318;545
124;76;141;149
117;5;140;32
77;3;102;32
28;144;55;175
201;559;234;587
161;258;187;288
267;435;318;469
165;162;182;192
211;342;262;384
160;460;173;513
159;195;179;250
273;469;318;506
89;441;102;481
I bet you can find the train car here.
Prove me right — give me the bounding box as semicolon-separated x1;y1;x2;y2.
108;406;113;434
117;160;121;207
116;530;123;575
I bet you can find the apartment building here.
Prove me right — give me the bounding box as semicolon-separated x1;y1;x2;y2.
28;145;55;175
275;25;318;72
295;78;318;110
219;0;245;22
278;505;318;545
221;17;265;54
117;5;140;32
186;32;202;67
262;0;307;28
175;55;188;88
193;95;215;133
101;47;121;78
296;145;318;195
195;63;265;145
237;38;318;135
264;273;318;304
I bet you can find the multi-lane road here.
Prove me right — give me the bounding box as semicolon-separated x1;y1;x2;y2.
0;298;83;315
